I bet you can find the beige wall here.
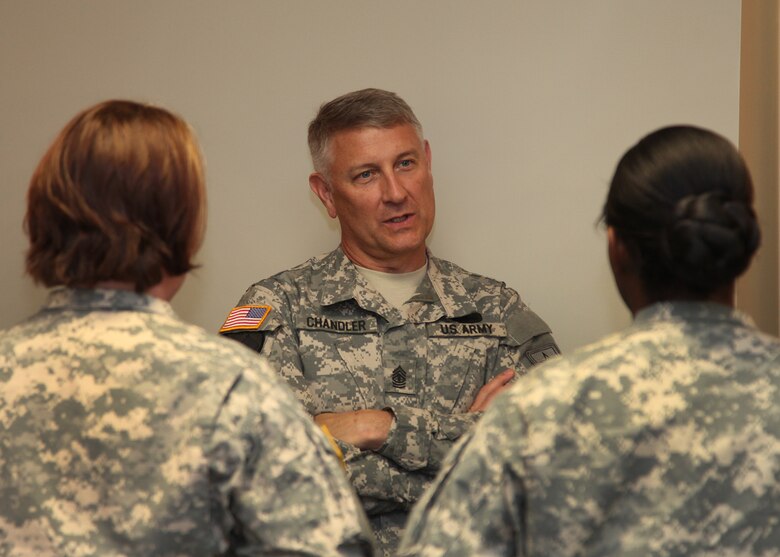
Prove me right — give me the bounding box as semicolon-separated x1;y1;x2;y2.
0;1;743;351
738;0;780;335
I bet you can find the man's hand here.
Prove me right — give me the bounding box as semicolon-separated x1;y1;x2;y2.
468;369;516;413
314;409;394;450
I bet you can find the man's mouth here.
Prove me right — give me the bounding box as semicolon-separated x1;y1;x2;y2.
386;214;411;224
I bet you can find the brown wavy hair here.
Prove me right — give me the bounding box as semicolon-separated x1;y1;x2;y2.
25;100;206;292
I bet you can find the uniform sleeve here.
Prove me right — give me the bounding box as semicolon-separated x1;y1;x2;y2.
377;286;560;472
501;287;561;371
208;358;375;556
376;405;480;471
397;401;526;557
336;439;435;516
225;283;316;413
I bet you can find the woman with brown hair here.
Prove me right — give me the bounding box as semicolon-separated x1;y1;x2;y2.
0;100;373;557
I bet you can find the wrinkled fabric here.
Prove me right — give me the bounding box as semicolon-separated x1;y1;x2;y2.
226;247;558;555
0;287;374;557
400;301;780;557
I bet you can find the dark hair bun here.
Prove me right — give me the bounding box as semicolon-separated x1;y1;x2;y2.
662;192;760;290
604;125;761;297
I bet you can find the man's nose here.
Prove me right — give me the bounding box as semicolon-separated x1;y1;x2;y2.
381;172;407;203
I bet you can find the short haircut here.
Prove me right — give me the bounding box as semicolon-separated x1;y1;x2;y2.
307;88;423;174
603;125;760;298
25;100;206;292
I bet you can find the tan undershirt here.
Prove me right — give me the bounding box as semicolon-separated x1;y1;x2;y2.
355;262;428;314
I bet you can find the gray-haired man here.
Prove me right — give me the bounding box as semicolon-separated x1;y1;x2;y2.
222;88;560;555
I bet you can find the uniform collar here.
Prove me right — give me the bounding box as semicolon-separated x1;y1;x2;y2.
42;286;175;316
410;255;480;319
635;300;754;329
313;248;399;319
314;247;480;322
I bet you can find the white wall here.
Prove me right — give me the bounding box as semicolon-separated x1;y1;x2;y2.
0;1;741;352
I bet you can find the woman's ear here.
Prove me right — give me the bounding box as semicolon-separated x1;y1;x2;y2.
608;226;648;315
607;226;631;274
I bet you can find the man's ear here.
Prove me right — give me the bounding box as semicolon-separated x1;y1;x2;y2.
309;173;338;219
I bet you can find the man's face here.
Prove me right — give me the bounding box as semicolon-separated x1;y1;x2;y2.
310;123;435;272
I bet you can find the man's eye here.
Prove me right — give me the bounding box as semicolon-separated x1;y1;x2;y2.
355;170;373;181
398;160;413;168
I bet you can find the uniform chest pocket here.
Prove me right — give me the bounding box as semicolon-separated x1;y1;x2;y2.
424;334;498;414
296;316;381;412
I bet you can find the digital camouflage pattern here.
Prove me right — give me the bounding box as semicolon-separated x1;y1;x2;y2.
225;247;559;555
399;301;780;557
0;287;374;557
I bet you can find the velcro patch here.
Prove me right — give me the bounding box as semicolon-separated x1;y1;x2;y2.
219;305;272;333
427;322;507;338
525;344;560;365
385;361;417;395
296;315;378;334
391;366;407;389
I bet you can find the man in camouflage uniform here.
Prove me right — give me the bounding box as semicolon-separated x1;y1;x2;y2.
0;100;374;557
399;126;780;556
221;88;559;555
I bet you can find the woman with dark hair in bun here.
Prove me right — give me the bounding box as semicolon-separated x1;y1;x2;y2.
400;125;780;557
604;125;761;312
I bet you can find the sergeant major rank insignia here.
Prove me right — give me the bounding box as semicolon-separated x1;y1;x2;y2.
391;366;407;389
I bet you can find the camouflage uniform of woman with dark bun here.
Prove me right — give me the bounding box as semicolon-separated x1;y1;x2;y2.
400;126;780;557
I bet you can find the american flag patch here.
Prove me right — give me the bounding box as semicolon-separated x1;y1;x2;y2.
219;305;271;333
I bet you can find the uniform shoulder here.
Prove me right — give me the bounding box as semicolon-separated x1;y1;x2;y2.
172;320;305;413
244;250;334;292
750;326;780;355
504;329;630;399
0;320;33;347
430;254;508;291
728;322;780;378
155;313;275;375
233;252;339;320
430;255;547;343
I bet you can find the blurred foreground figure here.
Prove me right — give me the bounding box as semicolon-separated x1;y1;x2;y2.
0;100;373;557
400;125;780;556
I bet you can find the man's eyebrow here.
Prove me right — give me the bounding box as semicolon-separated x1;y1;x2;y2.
346;161;379;175
396;149;420;160
344;148;423;176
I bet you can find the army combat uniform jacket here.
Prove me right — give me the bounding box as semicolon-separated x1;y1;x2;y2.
223;247;559;555
0;288;374;557
399;302;780;557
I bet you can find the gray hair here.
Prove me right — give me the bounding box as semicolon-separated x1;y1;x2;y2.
308;88;423;175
